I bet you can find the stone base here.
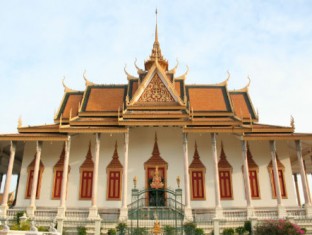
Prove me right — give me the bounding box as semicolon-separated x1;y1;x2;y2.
0;205;8;218
215;206;223;219
57;206;66;218
184;207;193;222
57;218;64;234
277;205;286;219
88;206;99;220
26;205;36;218
119;207;128;221
305;204;312;218
247;206;254;219
213;218;220;235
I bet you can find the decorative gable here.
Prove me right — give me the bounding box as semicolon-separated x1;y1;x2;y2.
138;73;175;103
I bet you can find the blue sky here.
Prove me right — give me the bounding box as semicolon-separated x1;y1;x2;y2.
1;0;312;133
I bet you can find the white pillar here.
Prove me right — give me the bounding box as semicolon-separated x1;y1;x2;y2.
295;140;312;217
0;141;16;217
120;130;129;220
269;140;285;218
58;136;71;218
211;133;222;218
242;140;253;217
27;141;42;217
89;133;101;219
296;140;311;205
182;133;192;220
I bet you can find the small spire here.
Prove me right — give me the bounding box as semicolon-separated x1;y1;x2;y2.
113;141;119;159
194;141;200;159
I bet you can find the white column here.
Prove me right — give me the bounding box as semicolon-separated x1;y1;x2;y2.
27;141;42;217
295;140;312;217
211;133;221;212
120;130;129;220
89;133;101;219
182;133;192;220
0;141;16;217
269;140;286;218
241;140;253;217
58;136;71;217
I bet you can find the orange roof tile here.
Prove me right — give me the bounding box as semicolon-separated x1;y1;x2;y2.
131;81;138;98
175;81;181;97
84;87;126;112
230;93;252;119
187;87;230;111
63;94;83;119
107;142;123;169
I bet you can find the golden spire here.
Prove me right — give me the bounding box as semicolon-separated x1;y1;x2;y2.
155;8;159;43
145;9;168;71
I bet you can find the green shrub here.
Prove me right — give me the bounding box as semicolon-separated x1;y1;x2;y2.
108;228;117;235
132;227;148;235
235;226;247;235
184;222;197;234
10;220;30;231
254;220;305;235
244;221;252;234
77;226;87;235
222;228;234;235
163;225;175;235
38;226;49;231
195;227;204;235
116;222;127;235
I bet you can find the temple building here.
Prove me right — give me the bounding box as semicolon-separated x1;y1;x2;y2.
0;14;312;235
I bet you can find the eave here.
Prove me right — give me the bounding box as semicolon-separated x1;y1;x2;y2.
122;112;189;119
242;133;312;141
59;126;128;133
126;105;187;110
78;111;118;117
0;133;67;141
183;127;250;133
118;119;190;126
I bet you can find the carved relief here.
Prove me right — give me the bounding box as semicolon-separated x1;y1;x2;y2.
138;74;175;102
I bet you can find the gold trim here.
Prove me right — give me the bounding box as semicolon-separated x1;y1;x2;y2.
58;126;128;133
0;134;67;141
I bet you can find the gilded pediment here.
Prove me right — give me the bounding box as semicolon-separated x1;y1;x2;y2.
138;73;175;103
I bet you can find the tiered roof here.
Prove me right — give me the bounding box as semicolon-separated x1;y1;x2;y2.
5;14;312;142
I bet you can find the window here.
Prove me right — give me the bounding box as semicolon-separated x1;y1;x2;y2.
218;142;233;200
52;170;63;199
219;170;232;199
245;144;260;199
191;170;205;199
249;170;260;198
268;155;287;199
106;142;123;201
52;145;71;199
26;170;42;198
189;142;206;200
270;169;287;198
107;171;121;199
25;153;44;199
79;143;94;200
80;170;93;199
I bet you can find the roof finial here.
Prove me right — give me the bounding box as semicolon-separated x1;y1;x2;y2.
155;8;158;43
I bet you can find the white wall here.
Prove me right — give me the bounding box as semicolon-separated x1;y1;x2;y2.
15;128;298;209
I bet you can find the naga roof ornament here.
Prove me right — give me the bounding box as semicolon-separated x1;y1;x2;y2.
235;76;251;92
83;70;95;86
62;77;77;93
